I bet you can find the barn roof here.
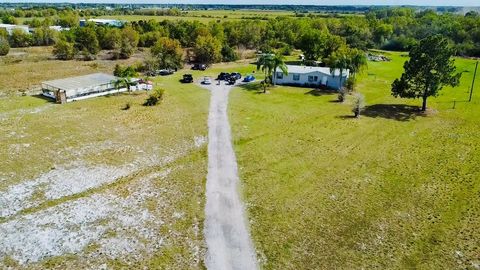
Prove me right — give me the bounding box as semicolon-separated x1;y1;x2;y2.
42;73;119;91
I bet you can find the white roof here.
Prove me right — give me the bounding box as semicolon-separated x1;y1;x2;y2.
89;19;119;23
277;65;349;77
42;73;118;91
0;24;28;28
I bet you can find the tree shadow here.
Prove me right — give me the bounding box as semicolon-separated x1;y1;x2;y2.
304;89;337;97
362;104;425;121
238;83;264;94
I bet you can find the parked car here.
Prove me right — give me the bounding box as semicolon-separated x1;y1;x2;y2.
192;63;207;71
227;77;237;85
217;72;229;81
202;76;212;85
230;72;242;80
158;69;174;76
182;74;193;83
243;74;255;82
146;70;157;77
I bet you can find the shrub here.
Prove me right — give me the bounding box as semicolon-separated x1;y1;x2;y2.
53;39;75;60
345;77;355;91
221;44;239;62
352;93;365;118
0;36;10;56
338;87;347;102
144;88;165;106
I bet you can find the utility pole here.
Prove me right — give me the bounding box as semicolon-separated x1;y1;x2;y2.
469;61;478;102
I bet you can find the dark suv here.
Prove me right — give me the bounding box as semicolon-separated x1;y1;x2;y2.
217;72;229;81
182;74;193;83
230;72;242;80
192;63;207;71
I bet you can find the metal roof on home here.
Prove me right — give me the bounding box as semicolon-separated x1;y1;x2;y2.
277;65;349;77
42;73;118;91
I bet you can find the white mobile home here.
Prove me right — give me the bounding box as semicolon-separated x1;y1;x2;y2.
273;65;349;90
0;24;29;35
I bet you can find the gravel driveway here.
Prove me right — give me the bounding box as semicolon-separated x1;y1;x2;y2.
200;81;258;270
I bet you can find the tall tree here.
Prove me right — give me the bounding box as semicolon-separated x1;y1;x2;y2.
297;30;326;61
256;53;274;84
151;37;183;70
347;48;368;90
193;34;222;64
271;54;288;85
327;47;350;90
392;35;461;111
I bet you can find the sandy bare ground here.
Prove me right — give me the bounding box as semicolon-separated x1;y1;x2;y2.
201;81;258;270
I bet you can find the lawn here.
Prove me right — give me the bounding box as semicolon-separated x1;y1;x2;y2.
0;59;210;268
229;52;480;269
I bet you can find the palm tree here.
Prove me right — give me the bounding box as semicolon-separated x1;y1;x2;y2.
112;77;134;95
272;54;288;86
327;49;350;90
347;49;368;91
257;53;274;85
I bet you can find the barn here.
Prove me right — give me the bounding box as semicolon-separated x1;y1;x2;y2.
41;73;126;104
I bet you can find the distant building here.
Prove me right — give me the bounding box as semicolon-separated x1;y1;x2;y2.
0;24;29;35
80;19;125;28
273;65;349;90
49;25;70;32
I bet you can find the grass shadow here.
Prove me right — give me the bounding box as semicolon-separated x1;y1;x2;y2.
238;82;264;94
32;94;56;103
362;104;425;121
304;89;338;97
336;115;357;119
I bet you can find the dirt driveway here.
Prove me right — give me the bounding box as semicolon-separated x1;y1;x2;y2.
200;80;258;270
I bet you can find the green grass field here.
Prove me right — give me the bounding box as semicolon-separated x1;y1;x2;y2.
1;44;479;269
0;62;210;268
229;52;480;269
98;9;296;23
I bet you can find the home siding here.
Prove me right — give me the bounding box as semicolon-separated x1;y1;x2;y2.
274;71;347;90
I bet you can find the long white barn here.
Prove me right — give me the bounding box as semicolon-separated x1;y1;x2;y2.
273;65;349;90
41;73;151;104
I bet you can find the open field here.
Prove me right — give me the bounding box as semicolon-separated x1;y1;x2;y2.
0;55;211;268
16;9;298;25
1;44;479;269
0;47;146;96
229;52;480;269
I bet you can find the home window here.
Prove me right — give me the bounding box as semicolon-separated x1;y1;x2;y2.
308;76;318;82
293;74;300;81
277;72;284;79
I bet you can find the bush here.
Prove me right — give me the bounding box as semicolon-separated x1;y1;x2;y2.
114;64;138;77
53;39;75;60
278;44;293;56
144;88;165;106
345;77;355;91
0;36;10;56
338;87;347;102
9;28;32;48
352;93;365;118
221;44;239;62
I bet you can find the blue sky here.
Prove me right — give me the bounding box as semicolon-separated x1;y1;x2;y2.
1;0;479;6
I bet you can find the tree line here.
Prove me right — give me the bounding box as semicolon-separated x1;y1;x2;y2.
1;7;479;60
